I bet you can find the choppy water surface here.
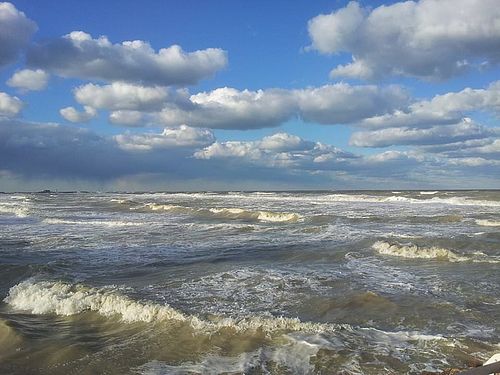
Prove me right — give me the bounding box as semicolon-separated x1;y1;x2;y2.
0;190;499;374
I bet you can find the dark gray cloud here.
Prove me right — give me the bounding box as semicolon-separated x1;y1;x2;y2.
0;120;341;188
0;120;207;180
308;0;500;80
0;2;37;68
27;31;227;86
1;120;498;189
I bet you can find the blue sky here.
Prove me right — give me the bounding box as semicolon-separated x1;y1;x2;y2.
0;0;499;190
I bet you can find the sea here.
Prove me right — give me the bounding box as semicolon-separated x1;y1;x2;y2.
0;190;499;374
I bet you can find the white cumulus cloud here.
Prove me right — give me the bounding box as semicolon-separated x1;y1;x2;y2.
194;132;357;170
114;125;215;151
350;119;495;147
359;81;500;129
27;31;227;86
296;83;408;124
74;82;169;111
155;84;408;129
0;91;23;117
158;87;296;129
308;0;500;80
0;2;37;67
7;69;49;91
60;106;97;123
109;110;145;127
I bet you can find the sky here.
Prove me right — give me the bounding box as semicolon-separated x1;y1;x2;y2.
0;0;499;191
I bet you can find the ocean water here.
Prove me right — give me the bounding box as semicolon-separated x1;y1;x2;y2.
0;190;499;374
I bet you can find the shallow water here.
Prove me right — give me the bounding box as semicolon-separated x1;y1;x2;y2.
0;190;499;374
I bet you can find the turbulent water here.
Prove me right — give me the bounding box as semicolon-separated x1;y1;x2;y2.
0;190;499;374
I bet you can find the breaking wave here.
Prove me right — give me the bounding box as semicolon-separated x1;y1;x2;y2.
4;280;339;335
324;194;500;207
373;241;500;263
42;218;144;227
0;202;30;217
142;203;301;223
476;219;500;227
372;241;469;262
